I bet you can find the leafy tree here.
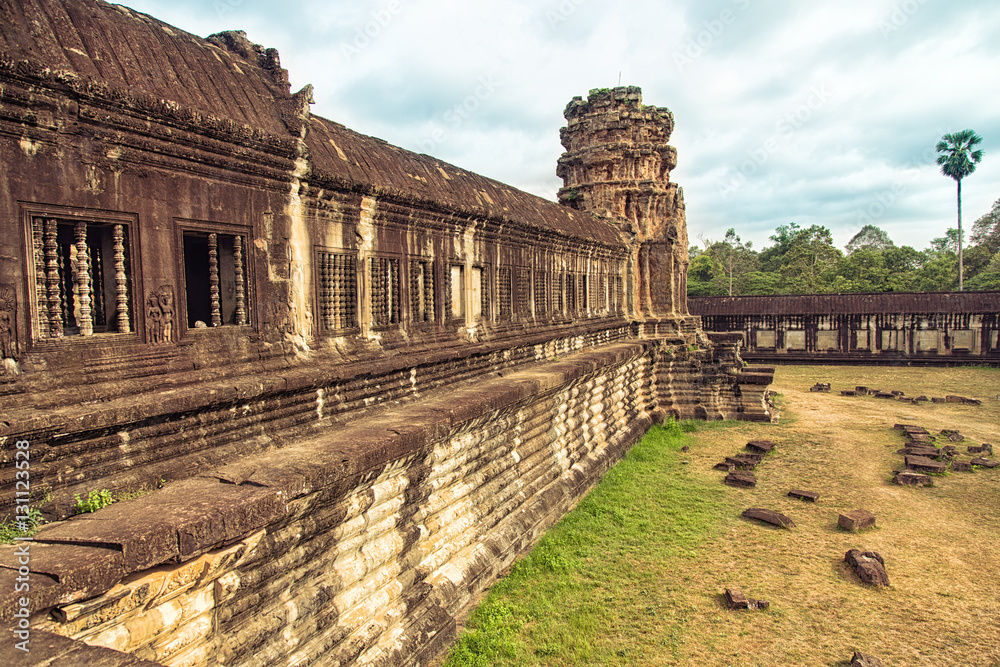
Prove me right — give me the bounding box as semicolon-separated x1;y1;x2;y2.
845;225;894;254
936;129;984;290
778;224;841;292
699;228;757;295
966;252;1000;290
928;228;962;256
971;198;1000;256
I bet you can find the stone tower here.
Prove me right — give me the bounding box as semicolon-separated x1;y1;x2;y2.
557;86;689;321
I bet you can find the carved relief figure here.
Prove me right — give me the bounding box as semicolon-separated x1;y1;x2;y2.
157;285;175;343
0;285;18;360
145;292;162;344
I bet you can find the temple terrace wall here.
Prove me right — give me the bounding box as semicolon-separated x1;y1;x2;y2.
690;292;1000;366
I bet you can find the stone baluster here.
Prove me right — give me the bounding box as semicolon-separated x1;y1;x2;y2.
208;233;221;327
44;219;63;337
75;222;93;335
113;224;130;333
233;234;246;325
33;219;48;338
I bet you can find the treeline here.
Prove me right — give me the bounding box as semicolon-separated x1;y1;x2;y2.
688;198;1000;296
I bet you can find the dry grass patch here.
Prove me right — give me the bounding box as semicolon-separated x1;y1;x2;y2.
442;365;1000;667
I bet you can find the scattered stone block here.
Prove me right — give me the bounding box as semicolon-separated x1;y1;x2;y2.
724;587;769;610
982;443;993;455
946;395;982;405
914;395;929;401
897;446;939;458
726;456;760;470
855;386;870;395
810;382;831;392
745;440;776;455
838;510;876;531
893;471;933;486
788;489;819;502
851;651;885;667
681;445;690;452
967;445;983;454
951;460;973;472
905;432;932;443
725;472;757;488
874;392;894;399
905;455;947;473
890;390;904;396
714;462;736;472
841;390;857;397
742;508;794;529
844;549;889;587
971;457;999;469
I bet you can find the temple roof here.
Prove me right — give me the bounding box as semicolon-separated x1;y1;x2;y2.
0;0;622;245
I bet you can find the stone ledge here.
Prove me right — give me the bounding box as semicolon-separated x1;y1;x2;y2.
0;341;651;622
0;628;165;666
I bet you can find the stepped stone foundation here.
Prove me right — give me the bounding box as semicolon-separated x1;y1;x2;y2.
0;4;774;665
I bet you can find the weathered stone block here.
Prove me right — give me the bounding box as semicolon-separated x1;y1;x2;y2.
714;462;736;471
951;460;973;472
893;471;933;486
725;472;756;488
844;549;889;587
838;510;876;531
724;587;769;610
851;651;885;666
745;440;776;454
971;457;999;468
905;455;947;474
741;508;794;529
788;489;819;502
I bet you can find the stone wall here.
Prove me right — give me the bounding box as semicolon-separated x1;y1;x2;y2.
2;338;769;666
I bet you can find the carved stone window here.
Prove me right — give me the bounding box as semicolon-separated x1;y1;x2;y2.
29;217;134;338
498;267;512;320
477;266;490;319
554;271;565;316
598;273;608;312
578;274;589;316
409;259;434;323
370;256;400;327
614;275;623;312
565;272;576;314
515;267;531;318
182;230;249;328
318;251;357;332
534;270;548;318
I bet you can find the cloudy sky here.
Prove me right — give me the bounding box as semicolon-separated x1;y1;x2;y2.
117;0;999;254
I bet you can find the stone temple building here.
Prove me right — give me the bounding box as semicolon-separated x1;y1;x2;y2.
0;1;774;665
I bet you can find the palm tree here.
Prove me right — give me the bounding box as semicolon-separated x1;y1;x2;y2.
936;130;984;290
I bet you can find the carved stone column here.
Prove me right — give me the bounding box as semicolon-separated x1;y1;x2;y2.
233;234;246;325
75;222;93;336
113;224;130;333
44;219;63;338
208;233;221;327
32;219;49;338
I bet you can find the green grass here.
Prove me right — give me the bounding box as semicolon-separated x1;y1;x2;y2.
444;419;737;666
0;507;45;543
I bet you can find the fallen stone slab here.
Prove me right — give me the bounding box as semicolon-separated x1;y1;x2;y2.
742;508;794;529
726;456;760;470
724;586;769;610
971;457;999;469
851;651;885;667
893;471;933;486
840;390;857;397
844;549;889;587
890;390;904;397
946;395;982;405
967;445;983;454
898;424;929;434
788;489;819;502
874;392;894;399
905;455;947;473
838;510;876;531
913;395;929;401
745;440;776;454
714;461;736;472
905;432;932;443
982;443;994;455
725;472;757;488
855;386;870;395
810;382;831;392
896;447;940;458
951;460;973;472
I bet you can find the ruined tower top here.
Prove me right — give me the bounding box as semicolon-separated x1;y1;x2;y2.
556;86;682;244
